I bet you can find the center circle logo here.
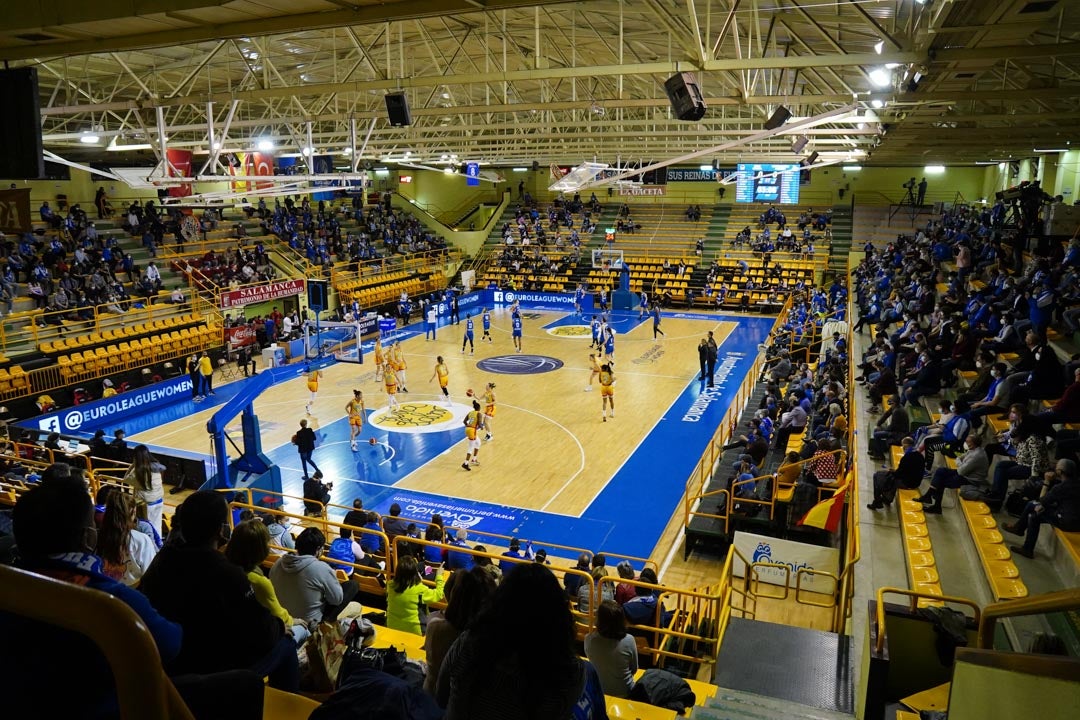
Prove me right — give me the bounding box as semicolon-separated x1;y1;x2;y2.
371;402;455;432
65;410;84;431
476;354;564;375
547;325;591;338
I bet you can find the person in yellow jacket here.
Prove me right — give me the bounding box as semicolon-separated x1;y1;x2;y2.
386;554;446;635
224;519;310;645
197;351;215;398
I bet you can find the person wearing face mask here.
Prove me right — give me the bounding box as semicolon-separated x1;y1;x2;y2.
920;399;972;474
918;435;989;513
968;362;1009;425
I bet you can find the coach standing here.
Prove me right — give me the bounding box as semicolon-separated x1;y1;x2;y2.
706;331;718;387
294;419;321;480
198;351;215;397
697;338;708;381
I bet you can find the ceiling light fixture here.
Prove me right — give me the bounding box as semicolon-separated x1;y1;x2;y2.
257;139;274;152
80;132;100;144
874;40;885;55
869;68;892;87
871;99;885;109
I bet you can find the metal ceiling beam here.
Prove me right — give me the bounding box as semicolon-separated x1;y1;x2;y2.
0;0;582;62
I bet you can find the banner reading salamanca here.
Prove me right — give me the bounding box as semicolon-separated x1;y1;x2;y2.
220;279;306;309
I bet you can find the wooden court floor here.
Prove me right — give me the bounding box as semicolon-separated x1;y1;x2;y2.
133;309;735;522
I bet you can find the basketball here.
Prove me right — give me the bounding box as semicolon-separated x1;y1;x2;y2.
369;437;377;445
466;388;474;397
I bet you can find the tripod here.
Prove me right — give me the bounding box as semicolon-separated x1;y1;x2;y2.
890;184;919;224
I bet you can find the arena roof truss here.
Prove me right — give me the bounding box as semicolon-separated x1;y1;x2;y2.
1;0;1077;170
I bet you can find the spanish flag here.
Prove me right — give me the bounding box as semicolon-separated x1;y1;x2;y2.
798;482;848;533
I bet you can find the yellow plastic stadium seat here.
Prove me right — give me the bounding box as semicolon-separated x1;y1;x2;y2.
964;500;992;516
904;523;929;538
981;544;1012;561
968;515;996;529
908;551;935;568
902;511;925;524
991;577;1028;599
905;537;932;552
911;566;940;584
987;560;1020;579
975;529;1004;545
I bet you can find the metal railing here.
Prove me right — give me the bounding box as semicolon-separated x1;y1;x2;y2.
976;588;1080;649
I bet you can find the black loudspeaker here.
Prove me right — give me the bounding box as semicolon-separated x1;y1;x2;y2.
791;135;809;154
532;160;540;171
806;151;820;166
764;106;791;130
0;68;44;179
663;72;707;121
307;280;328;312
384;92;412;127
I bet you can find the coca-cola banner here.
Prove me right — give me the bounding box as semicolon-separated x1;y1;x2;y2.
224;325;256;347
220;279;305;309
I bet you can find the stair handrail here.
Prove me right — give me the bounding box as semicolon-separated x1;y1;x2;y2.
875;587;982;653
976;588;1080;649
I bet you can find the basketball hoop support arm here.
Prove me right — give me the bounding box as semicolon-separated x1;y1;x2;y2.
205;371;281;491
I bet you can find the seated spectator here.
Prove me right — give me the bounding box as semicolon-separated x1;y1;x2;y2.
435;563;608;719
576;566;614;617
621;568;673;627
423;566;496;695
270;526;357;627
585;599;639;698
919;435;989;513
97;491;157;586
326;525;366;576
264;513;295;554
386;554;446;636
1;470;181;718
1003;458;1080;558
867;437;923;510
445;528;475;571
564;552;592;599
225;519;310;646
139;491;299;690
381;502;410;546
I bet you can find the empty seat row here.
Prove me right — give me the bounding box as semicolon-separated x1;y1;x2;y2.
58;324;219;381
40;313;203;355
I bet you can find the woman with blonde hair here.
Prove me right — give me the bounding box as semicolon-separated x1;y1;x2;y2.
125;444;165;534
97;491;157;586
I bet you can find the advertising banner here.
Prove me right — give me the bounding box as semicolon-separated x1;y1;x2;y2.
224;324;257;348
0;188;31;233
28;375;196;434
618;185;665;196
731;531;840;595
220;279;305;309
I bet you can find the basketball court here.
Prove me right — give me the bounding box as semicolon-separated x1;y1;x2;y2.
115;305;774;559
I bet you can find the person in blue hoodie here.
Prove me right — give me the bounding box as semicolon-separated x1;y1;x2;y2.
2;470;182;719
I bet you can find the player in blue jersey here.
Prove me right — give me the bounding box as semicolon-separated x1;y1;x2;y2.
574;284;586;317
462;314;475;355
603;327;616;364
511;313;523;352
590;315;600;349
481;308;493;343
652;304;665;340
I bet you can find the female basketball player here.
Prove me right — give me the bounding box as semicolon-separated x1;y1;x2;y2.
599;363;615;422
345;389;366;451
383;362;401;412
482;382;496;441
305;366;323;415
462;400;484;470
430;356;451;405
373;338;385;381
391;342;408;392
586;353;601;392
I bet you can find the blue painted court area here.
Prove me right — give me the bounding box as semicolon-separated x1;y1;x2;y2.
310;313;774;559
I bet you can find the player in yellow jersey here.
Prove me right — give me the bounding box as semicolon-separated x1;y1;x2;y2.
461;399;484;470
345;389;366;451
482;382;496;441
391;342;409;393
305;366;323;415
373;338;384;381
586;352;601;392
430;356;451;405
383;362;401;412
599;363;615;422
